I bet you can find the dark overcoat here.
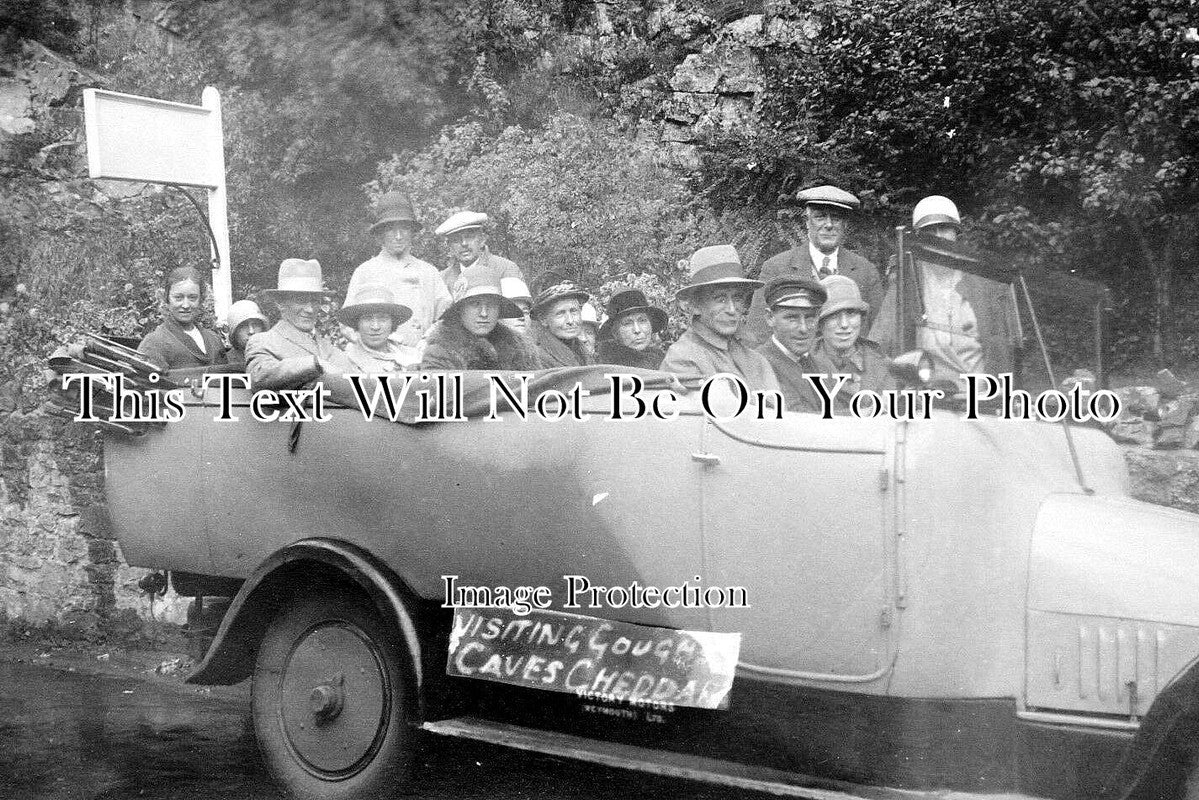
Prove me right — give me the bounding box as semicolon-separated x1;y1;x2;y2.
747;245;883;346
756;337;822;413
138;319;227;371
532;325;590;369
595;340;666;371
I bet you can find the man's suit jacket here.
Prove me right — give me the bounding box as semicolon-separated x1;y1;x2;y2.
244;319;353;390
746;245;884;346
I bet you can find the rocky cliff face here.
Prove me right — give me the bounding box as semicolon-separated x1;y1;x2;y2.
656;12;813;169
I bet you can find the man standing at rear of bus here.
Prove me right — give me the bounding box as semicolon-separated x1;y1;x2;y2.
435;211;525;300
345;192;452;351
747;184;882;346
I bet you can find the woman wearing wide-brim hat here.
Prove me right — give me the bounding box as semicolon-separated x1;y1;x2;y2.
338;284;417;373
245;258;354;390
529;282;592;368
805;274;893;411
420;273;542;371
595;288;668;370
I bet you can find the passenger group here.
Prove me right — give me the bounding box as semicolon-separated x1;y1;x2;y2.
140;185;1001;413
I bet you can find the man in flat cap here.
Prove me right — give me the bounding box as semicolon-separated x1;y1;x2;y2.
748;184;883;345
435;211;524;299
756;276;827;412
660;245;781;394
346;191;452;351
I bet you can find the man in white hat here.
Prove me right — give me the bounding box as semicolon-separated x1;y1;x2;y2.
345;191;452;350
245;259;353;390
749;184;883;345
660;245;781;394
435;211;524;298
755;276;827;412
576;302;601;361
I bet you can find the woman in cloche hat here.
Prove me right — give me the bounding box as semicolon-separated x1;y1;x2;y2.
338;285;416;374
420;273;542;371
244;258;353;390
225;299;269;369
805;274;894;412
138;265;228;372
595;288;668;370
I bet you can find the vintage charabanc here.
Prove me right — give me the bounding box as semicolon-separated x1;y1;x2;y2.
56;233;1199;800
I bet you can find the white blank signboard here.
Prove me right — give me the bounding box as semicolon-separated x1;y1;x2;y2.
83;88;220;188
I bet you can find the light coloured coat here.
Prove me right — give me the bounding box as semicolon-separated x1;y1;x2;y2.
244;319;354;390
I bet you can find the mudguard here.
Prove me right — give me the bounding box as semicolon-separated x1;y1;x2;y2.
185;538;424;699
1101;656;1199;799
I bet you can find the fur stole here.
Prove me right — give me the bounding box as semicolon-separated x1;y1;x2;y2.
421;319;542;371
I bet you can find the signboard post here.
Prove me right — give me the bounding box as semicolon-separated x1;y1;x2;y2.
82;86;232;322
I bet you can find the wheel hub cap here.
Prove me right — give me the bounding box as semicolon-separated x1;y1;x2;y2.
308;676;345;724
279;622;390;776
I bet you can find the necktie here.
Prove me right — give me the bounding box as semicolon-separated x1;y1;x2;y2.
818;255;832;278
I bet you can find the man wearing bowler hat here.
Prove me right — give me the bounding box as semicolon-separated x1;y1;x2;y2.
660;245;780;394
756;276;827;412
749;184;883;345
346;191;452;349
246;259;353;390
435;211;524;298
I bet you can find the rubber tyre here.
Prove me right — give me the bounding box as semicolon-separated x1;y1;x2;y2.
252;592;415;800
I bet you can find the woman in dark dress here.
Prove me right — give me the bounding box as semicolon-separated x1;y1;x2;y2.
595;288;668;370
530;283;592;368
138;266;227;372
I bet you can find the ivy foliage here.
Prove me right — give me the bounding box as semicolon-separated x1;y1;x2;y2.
699;0;1198;366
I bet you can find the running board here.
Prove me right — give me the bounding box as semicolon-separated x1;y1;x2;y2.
420;716;1033;800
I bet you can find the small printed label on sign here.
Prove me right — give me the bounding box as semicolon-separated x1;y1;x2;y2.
446;607;740;710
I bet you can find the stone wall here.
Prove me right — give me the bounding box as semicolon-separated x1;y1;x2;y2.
0;405;188;629
1;39;189;632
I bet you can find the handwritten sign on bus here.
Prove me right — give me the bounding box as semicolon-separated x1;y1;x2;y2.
446;607;740;710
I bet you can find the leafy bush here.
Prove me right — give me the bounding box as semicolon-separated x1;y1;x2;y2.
373;112;741;299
